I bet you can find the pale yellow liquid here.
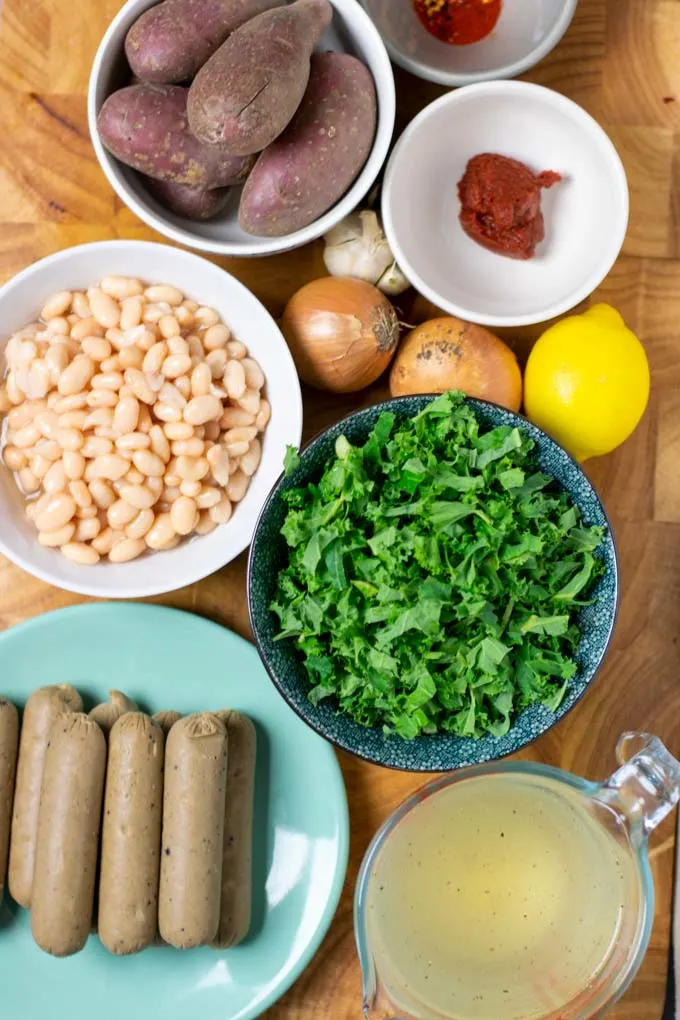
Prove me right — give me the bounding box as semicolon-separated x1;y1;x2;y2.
365;774;642;1020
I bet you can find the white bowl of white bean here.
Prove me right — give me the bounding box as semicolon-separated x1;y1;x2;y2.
0;240;302;597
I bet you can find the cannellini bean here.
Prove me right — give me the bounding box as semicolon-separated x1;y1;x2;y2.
41;291;72;320
167;336;189;357
119;296;144;331
118;483;156;511
125;509;155;540
125;467;145;486
89;479;116;508
115;432;150;451
81;336;112;361
35;491;76;532
25;360;50;399
18;468;40;494
224;360;246;400
174;375;191;400
119;345;145;370
132;449;165;477
109;537;146;563
184;395;222;426
67;479;91;510
175;305;194;329
195;486;221;509
8;400;45;430
14;423;41;448
225;425;257;446
58;355;95;396
163;422;193;441
149;425;171;462
195;306;219;328
63;451;86;481
45;343;70;380
241;358;264;391
145;284;183;306
183;299;198;314
162;354;192;379
170;496;198;535
3;445;26;471
203;324;230;351
236;387;261;416
146;476;164;499
209;497;232;525
145;513;176;550
100;355;122;373
6;373;24;404
143;302;171;324
219;407;255;429
71;292;91;318
29;454;51;480
74;517;101;542
108;499;138;529
171;437;204;458
71;317;104;342
162;486;180;503
113;396;140;434
83;407;113;430
58;410;88;429
45;317;70;337
226;470;250;503
187;335;204;360
176;455;209;483
89;288;121;329
159;314;180;339
224;439;249;457
78;504;98;520
55;427;84;451
179;480;201;498
94;426;118;441
86;388;118;408
137;405;153;433
61;542;100;564
124;368;155;404
91;371;123;391
54;393;88;413
158;381;186;410
154;402;182;423
241;439;262;477
81;435;113;458
32;492;53;521
92;453;129;481
163;469;181;489
195;511;218;535
255;399;271;430
142;341;167;375
226;340;247;360
190;363;212;398
38;522;76;547
100;276;143;300
92;528;120;555
34;440;62;462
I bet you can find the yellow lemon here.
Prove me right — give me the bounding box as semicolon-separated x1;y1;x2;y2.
524;304;650;461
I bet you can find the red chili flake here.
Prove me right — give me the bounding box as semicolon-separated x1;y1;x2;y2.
413;0;502;46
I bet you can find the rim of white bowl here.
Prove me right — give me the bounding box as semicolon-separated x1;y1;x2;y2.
361;0;578;87
0;240;303;598
381;80;630;329
87;0;396;258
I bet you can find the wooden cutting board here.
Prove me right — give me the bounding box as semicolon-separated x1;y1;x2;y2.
0;0;678;1016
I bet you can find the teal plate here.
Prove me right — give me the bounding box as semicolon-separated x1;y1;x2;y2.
248;395;619;773
0;603;349;1020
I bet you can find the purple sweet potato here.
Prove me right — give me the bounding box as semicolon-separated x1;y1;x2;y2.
97;84;255;188
146;178;233;220
187;0;332;155
125;0;286;85
239;52;377;237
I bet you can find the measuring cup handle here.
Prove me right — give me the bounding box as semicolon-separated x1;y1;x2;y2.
595;732;680;840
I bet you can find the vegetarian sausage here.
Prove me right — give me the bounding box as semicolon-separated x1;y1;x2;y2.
0;698;19;902
158;713;227;948
98;713;164;955
214;710;256;947
89;690;138;735
8;684;82;907
152;710;182;736
31;713;106;956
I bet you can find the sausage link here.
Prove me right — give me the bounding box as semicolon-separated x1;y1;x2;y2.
98;713;164;955
8;685;82;907
89;690;138;734
0;698;19;902
152;710;181;736
158;713;227;948
31;714;106;956
213;710;256;948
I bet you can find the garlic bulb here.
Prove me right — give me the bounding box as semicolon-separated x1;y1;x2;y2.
323;211;410;296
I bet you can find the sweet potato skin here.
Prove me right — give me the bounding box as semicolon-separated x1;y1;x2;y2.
187;0;333;155
146;178;233;220
97;84;255;188
239;52;377;237
125;0;286;84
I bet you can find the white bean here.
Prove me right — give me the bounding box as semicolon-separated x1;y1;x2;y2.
108;499;138;529
226;470;250;503
81;337;112;361
92;528;120;555
100;355;122;373
124;368;155;404
203;324;230;351
196;511;218;535
224;360;246;400
255;399;271;431
28;454;48;480
71;292;91;319
74;518;101;542
116;432;150;451
145;513;177;550
41;291;72;320
18;468;40;494
118;483;156;511
241;357;264;391
120;295;144;331
195;306;220;328
76;504;98;521
55;427;84;451
8;400;45;429
176;455;209;483
114;396;140;434
159;381;186;410
187;335;204;360
63;451;86;480
132;449;165;477
119;345;145;370
71;317;104;341
125;467;145;486
43;460;67;493
68;480;92;509
87;389;118;408
137;405;153;433
236;388;261;416
171;438;204;458
179;480;201;498
92;454;129;481
38;522;76;547
163;422;193;440
224;439;249;457
175;305;194;329
54;393;88;414
145;285;183;306
125;509;155;540
226;340;247;360
149;425;171;462
184;395;222;426
58;355;95;396
89;288;121;329
240;438;262;477
154;402;182;423
195;486;221;509
100;276;143;301
83;407;113;430
209;497;233;525
89;479;116;509
143;302;171;324
220;407;254;429
46;344;70;381
174;375;192;400
13;423;41;448
146;476;164;500
170;496;198;536
34;440;62;462
81;436;113;458
225;426;257;446
91;371;123;391
3;446;26;471
58;410;88;430
61;542;100;565
191;363;212;398
36;491;76;532
109;537;146;563
45;317;70;337
159;314;181;339
162;354;192;380
142;341;168;375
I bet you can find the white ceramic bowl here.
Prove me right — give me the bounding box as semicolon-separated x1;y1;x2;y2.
382;81;629;328
88;0;395;258
0;241;303;598
360;0;577;87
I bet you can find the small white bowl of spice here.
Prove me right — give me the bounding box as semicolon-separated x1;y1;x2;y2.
361;0;578;87
0;240;302;598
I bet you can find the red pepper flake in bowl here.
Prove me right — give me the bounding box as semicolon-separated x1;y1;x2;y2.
458;153;563;261
413;0;502;46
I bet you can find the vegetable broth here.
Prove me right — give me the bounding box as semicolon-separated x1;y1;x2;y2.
365;773;641;1020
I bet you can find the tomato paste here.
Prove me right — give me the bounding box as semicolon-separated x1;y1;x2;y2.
458;153;562;260
413;0;502;46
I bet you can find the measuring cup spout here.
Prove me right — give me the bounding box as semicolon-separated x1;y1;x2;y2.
594;732;680;843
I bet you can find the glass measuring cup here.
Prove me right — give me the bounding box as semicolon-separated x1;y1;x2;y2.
355;733;680;1020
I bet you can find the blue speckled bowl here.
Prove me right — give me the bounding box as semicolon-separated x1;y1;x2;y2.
247;395;619;772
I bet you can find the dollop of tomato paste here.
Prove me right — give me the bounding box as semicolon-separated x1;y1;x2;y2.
458;153;562;260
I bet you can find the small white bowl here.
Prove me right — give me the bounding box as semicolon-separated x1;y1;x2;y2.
382;81;629;328
360;0;577;87
88;0;395;258
0;241;302;599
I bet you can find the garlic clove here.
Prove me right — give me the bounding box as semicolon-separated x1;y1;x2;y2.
377;261;411;297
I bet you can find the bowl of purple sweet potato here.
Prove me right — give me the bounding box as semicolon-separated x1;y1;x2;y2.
88;0;395;257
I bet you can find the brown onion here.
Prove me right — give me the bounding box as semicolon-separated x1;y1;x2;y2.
280;277;400;393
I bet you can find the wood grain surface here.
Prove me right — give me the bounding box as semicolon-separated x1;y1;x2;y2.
0;0;677;1016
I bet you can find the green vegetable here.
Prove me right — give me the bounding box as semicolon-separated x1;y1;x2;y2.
271;392;605;740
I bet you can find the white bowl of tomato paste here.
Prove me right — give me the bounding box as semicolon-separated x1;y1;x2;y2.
360;0;577;87
381;80;629;328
